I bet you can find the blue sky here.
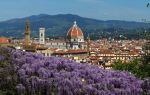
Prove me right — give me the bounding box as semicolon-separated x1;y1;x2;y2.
0;0;149;22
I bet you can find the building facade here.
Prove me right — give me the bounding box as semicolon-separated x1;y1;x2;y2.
66;21;84;49
42;21;85;50
39;28;45;45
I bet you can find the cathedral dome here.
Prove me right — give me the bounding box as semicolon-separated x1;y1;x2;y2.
67;21;84;39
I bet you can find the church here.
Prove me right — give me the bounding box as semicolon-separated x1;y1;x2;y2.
66;21;84;49
40;21;85;50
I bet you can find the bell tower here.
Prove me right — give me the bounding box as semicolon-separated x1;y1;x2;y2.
39;28;45;45
24;20;30;46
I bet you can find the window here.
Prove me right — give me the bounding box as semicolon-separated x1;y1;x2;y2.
41;33;43;37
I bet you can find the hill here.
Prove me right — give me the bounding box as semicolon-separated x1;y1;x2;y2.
0;14;149;39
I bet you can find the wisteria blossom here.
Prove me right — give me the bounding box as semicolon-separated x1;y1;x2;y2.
0;47;149;95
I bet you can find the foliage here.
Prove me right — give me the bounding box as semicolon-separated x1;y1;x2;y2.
0;47;17;95
112;56;150;79
112;42;150;94
0;47;150;95
112;59;149;79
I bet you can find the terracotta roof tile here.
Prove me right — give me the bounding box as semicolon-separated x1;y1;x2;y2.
0;37;10;43
67;21;83;38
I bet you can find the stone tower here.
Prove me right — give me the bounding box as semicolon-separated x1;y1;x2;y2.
39;28;45;45
24;20;30;46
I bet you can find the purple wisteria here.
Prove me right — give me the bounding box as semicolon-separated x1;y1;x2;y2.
0;47;150;95
0;55;5;62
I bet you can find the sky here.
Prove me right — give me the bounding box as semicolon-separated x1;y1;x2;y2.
0;0;150;22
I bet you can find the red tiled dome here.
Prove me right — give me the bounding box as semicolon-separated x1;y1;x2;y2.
67;21;83;39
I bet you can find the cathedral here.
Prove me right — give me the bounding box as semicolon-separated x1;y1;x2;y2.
66;21;84;49
42;21;85;50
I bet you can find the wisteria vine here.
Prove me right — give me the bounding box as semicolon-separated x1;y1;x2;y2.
0;47;149;95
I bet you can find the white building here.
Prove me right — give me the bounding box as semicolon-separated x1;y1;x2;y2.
39;28;45;45
44;21;85;50
46;40;67;49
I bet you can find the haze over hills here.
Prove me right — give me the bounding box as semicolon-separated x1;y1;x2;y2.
0;14;149;38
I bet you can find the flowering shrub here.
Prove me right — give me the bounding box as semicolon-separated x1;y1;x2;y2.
0;47;150;95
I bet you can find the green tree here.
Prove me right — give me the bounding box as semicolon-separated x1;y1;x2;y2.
112;58;149;79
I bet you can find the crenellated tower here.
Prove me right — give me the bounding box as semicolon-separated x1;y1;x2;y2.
24;20;30;46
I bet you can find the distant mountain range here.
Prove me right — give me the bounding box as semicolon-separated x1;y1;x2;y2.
0;14;149;38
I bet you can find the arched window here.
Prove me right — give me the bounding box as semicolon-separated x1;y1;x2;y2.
41;33;43;37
